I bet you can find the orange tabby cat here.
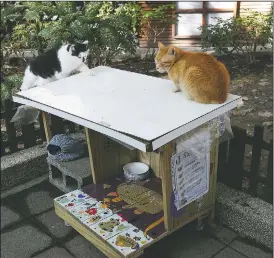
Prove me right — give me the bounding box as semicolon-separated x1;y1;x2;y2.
155;42;230;104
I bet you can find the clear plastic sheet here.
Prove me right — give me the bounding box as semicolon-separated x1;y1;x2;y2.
171;113;233;211
217;112;234;144
10;105;40;125
175;112;233;157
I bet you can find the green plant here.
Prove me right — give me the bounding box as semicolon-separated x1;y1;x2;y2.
139;3;176;73
199;9;273;64
36;2;139;66
11;2;59;55
1;2;142;68
0;2;25;42
1;74;23;100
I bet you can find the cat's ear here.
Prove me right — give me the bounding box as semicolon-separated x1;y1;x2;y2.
168;47;175;56
158;41;165;49
67;44;76;55
70;45;76;53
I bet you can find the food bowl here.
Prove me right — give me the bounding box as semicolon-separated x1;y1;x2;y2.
123;162;150;181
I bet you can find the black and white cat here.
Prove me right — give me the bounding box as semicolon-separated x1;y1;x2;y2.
20;41;91;90
11;41;93;125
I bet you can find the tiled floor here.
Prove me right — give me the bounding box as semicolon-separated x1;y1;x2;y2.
1;180;272;258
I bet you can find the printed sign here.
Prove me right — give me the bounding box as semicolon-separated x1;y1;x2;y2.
171;131;211;210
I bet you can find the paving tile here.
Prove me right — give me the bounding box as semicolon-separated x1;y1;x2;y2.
213;247;247;258
6;180;63;216
229;239;273;258
33;247;74;258
1;224;53;258
212;225;238;244
64;235;107;258
1;204;22;229
143;224;225;258
35;210;76;239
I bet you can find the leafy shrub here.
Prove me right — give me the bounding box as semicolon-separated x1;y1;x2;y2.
2;2;141;66
138;3;175;73
39;2;139;66
1;74;23;100
200;10;273;64
0;1;25;42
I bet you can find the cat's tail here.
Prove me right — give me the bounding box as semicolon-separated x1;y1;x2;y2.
10;105;40;125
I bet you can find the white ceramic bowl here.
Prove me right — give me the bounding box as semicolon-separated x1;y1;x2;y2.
123;162;150;181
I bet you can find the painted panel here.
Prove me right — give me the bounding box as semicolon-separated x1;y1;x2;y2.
176;13;203;36
207;12;234;25
177;2;203;9
207;2;236;9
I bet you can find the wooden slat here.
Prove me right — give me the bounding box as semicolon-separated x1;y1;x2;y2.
21;123;36;148
202;2;206;26
266;139;273;188
38;113;46;141
249;125;264;196
227;126;246;189
234;1;240;17
239;1;273;15
266;139;273;203
176;8;234;13
3;99;17;152
217;141;229;182
67;121;76;133
51;115;64;135
1;129;6;156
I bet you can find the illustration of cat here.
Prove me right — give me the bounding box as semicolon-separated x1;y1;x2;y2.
89;215;101;223
155;42;230;104
98;218;120;232
115;235;139;249
11;41;93;125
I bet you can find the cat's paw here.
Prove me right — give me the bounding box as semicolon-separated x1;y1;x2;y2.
172;88;180;93
90;71;96;76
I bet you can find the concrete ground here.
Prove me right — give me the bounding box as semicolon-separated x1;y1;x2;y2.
1;180;273;258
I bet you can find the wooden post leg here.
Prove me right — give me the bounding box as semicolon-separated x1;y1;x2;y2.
84;128;102;184
41;112;52;143
159;142;175;231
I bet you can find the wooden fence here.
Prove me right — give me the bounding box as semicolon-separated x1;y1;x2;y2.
218;125;273;204
1;99;82;156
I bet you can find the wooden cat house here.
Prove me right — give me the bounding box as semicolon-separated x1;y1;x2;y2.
13;66;242;258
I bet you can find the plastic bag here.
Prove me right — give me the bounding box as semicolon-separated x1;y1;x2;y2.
10;105;40;125
171;113;233;211
217;112;234;144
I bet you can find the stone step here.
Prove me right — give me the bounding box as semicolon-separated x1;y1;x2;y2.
1;145;48;192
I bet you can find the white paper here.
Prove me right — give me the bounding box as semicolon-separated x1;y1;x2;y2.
171;131;211;210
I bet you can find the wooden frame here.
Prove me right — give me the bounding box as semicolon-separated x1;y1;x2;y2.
55;200;212;258
48;117;220;257
41;107;220;257
173;1;240;39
